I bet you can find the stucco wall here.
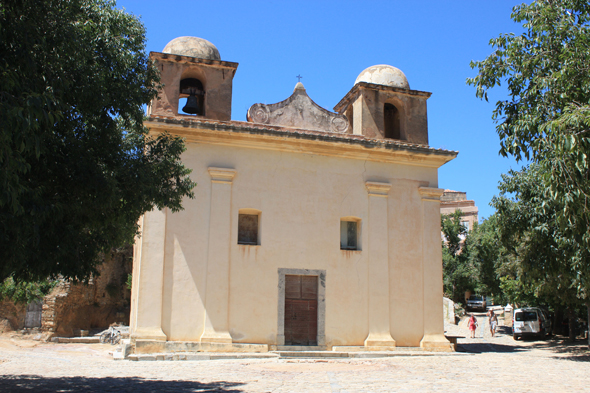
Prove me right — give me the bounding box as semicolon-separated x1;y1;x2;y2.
147;141;439;347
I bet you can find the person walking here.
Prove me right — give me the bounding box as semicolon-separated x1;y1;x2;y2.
488;309;498;337
468;314;478;338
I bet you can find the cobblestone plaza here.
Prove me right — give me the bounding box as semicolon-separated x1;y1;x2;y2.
1;318;589;392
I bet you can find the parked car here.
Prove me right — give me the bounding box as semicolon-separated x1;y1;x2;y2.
466;295;487;311
513;307;550;340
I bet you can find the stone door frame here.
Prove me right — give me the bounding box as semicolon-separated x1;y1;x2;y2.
277;268;326;347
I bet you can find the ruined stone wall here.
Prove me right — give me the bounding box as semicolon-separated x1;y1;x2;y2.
41;246;133;336
0;246;134;337
0;300;26;332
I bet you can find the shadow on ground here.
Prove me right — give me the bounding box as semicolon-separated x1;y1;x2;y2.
458;342;529;354
0;375;244;392
457;325;590;361
528;338;590;362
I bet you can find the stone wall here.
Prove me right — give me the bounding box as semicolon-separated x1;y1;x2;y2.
0;246;132;337
440;190;467;203
443;297;455;324
0;300;26;332
42;246;133;336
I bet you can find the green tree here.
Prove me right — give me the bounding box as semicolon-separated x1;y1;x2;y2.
0;278;57;305
441;210;477;303
468;0;590;341
0;0;195;283
493;165;582;338
464;215;507;304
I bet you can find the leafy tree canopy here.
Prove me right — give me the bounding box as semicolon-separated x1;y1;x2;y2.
468;0;590;301
468;0;590;162
0;0;195;283
464;215;507;303
0;277;57;305
492;165;582;308
441;210;466;258
441;210;477;303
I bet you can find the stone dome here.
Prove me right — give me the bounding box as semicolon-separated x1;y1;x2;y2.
355;65;409;89
162;36;221;60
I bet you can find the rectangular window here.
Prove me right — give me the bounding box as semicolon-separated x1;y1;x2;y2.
461;220;470;232
238;214;259;245
340;220;358;250
515;311;538;322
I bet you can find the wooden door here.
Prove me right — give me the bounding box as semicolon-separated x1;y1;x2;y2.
284;275;318;346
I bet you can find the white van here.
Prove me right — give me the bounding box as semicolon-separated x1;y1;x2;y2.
512;307;549;340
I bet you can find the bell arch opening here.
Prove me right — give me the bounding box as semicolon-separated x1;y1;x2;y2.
179;78;205;116
384;103;401;140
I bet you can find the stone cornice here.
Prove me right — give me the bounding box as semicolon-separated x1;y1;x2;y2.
366;181;392;197
418;187;444;202
150;51;239;70
145;117;457;169
208;167;236;183
334;82;432;113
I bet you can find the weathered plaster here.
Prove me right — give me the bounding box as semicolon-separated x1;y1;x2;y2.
163;36;221;60
335;82;430;144
355;65;410;89
247;83;349;134
148;52;238;121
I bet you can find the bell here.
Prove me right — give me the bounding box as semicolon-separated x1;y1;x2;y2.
182;93;199;115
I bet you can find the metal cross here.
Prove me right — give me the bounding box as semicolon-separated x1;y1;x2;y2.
296;74;302;82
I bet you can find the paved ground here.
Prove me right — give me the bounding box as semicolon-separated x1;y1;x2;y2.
1;316;589;392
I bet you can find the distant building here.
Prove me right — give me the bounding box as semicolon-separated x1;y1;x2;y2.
440;190;479;232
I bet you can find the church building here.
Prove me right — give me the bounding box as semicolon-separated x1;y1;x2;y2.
129;36;457;353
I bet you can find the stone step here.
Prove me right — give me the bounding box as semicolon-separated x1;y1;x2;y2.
273;351;349;358
122;349;469;361
275;345;327;351
52;337;101;344
127;352;279;361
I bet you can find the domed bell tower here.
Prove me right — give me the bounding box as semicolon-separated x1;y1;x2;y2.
334;65;431;145
147;36;238;121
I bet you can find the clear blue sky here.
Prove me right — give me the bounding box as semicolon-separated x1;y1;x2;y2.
117;0;527;220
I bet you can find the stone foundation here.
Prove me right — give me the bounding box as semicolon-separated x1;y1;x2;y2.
133;339;269;354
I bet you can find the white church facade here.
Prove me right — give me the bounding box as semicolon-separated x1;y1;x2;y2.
129;36;457;353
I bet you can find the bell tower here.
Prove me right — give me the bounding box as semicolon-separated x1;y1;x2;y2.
334;65;431;145
147;36;238;121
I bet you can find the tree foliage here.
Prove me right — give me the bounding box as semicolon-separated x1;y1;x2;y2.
492;164;588;339
468;0;590;303
468;0;590;162
464;215;507;303
442;210;510;305
441;210;477;303
0;277;57;305
0;0;196;283
492;165;581;309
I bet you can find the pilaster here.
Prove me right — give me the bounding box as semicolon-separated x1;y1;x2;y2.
201;167;236;344
131;208;168;342
364;181;396;348
418;186;452;351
